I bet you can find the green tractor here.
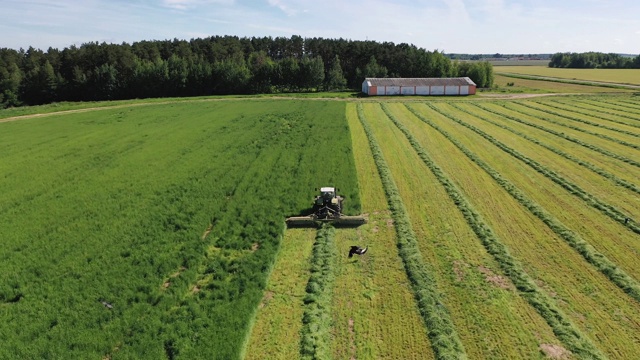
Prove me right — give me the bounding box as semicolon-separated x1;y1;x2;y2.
286;187;367;227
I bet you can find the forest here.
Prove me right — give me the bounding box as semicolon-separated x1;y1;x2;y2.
0;35;494;108
549;51;640;69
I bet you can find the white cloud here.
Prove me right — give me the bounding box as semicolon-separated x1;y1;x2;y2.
267;0;300;16
162;0;234;10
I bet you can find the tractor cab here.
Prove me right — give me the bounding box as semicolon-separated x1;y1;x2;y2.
286;186;367;227
316;187;339;207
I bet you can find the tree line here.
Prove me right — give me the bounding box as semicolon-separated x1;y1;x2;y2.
0;35;494;108
549;52;640;69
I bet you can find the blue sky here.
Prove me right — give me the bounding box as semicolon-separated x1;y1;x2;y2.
2;0;639;54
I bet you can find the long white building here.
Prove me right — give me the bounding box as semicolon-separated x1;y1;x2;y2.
362;77;477;96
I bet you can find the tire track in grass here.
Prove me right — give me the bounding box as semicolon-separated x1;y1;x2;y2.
379;103;606;360
533;100;640;135
448;102;640;196
550;99;640;128
300;225;337;360
511;102;640;150
397;103;640;304
357;104;467;360
427;103;640;236
474;102;640;169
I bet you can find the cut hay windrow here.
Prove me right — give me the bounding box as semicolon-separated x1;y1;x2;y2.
356;104;468;360
474;102;640;169
530;101;640;135
607;99;640;115
398;103;640;304
510;102;639;149
300;225;337;360
384;103;606;360
448;103;640;196
428;103;640;236
549;99;640;128
573;99;640;123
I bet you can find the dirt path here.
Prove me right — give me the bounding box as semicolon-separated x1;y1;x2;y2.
0;103;162;123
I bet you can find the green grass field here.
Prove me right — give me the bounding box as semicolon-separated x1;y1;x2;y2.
2;82;640;359
0;99;361;359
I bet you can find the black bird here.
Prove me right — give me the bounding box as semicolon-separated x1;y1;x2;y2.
348;246;368;258
625;217;630;224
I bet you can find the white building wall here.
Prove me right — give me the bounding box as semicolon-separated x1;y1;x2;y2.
385;86;400;95
401;86;415;95
363;79;476;96
416;86;429;95
362;81;370;94
445;86;459;95
431;86;445;95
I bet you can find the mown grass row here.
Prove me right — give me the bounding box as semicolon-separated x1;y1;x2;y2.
399;104;640;304
356;104;467;360
533;100;640;134
552;99;640;126
579;98;640;120
300;225;337;360
383;103;606;360
512;102;640;149
449;103;640;195
474;102;640;168
608;99;640;115
567;99;640;123
430;103;640;235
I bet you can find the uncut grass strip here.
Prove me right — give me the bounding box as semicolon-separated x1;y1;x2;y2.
512;102;640;149
538;100;640;134
383;103;606;360
395;103;640;304
429;102;640;236
300;224;337;360
448;103;640;196
474;102;640;169
356;104;468;360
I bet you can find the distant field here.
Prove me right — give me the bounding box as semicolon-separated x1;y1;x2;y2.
496;66;640;85
489;60;550;66
493;74;635;94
